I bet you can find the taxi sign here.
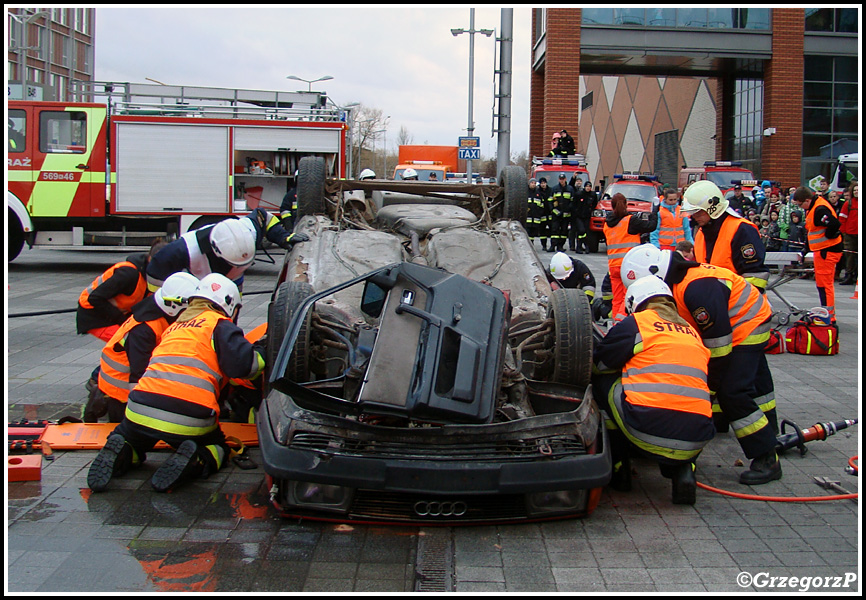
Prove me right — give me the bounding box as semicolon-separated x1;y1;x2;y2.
458;136;481;161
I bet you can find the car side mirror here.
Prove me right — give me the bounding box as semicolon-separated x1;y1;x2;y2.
361;281;387;318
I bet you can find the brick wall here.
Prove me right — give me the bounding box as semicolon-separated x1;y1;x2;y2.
537;8;582;156
763;8;805;186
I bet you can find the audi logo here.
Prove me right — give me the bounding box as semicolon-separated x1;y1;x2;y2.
413;500;468;517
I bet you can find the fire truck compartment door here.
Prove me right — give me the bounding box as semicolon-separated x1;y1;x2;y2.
115;123;230;213
232;127;341;153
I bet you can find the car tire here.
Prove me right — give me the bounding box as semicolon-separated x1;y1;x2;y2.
267;281;315;388
547;287;593;390
297;156;327;217
497;165;528;224
8;209;25;262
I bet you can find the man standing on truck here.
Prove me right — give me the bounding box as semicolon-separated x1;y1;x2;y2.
549;174;575;253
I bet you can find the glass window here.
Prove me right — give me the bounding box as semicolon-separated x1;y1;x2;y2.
835;8;857;33
647;8;675;27
833;110;857;134
614;8;644;26
833;83;857;109
804;56;833;82
39;111;87;154
582;8;613;25
741;8;770;29
804;82;832;107
677;8;707;28
834;56;857;82
8;109;26;153
707;8;733;28
805;8;833;31
804;108;832;133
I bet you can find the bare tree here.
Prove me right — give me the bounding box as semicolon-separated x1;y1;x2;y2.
396;125;414;147
511;150;531;175
350;105;388;177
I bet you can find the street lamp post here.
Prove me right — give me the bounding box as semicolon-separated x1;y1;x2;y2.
451;9;494;183
286;74;334;92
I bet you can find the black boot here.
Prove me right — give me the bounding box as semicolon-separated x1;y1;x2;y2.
670;462;697;505
609;453;632;492
151;440;206;492
739;451;782;485
87;434;134;492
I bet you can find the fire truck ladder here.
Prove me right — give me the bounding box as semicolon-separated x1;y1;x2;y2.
70;80;344;122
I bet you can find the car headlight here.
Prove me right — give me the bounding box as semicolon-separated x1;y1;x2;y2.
592;209;605;218
526;489;587;516
288;481;353;513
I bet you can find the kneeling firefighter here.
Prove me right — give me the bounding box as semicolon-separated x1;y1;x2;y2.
87;273;267;493
593;276;715;504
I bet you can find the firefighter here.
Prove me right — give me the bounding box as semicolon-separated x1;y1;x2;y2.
593;275;714;504
279;170;298;228
621;244;781;485
87;273;267;493
549;252;597;301
146;214;308;293
77;239;167;342
85;272;200;423
549;174;574;252
604;192;659;323
680;180;777;433
792;186;843;324
535;177;553;251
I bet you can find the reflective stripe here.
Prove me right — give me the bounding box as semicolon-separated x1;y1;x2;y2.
625;363;707;379
126;399;218;436
148;355;224;383
140;369;218;396
101;353;130;374
730;409;769;439
622;382;711;402
753;392;776;413
701;333;734;349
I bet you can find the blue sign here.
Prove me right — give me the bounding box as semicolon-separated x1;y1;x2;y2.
458;148;481;160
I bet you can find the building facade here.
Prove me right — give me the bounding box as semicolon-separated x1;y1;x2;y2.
8;7;95;102
531;7;858;188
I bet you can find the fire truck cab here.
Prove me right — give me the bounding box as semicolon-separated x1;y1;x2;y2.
7;81;348;262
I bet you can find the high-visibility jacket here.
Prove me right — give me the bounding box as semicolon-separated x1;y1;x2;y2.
693;214;769;291
98;311;170;403
133;310;230;414
604;215;642;275
603;307;714;462
657;204;687;249
671;264;771;356
806;196;843;251
78;260;148;313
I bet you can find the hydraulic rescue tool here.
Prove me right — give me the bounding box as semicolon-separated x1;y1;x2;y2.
776;418;857;457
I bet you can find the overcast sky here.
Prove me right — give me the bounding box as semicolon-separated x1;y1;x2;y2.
95;6;532;160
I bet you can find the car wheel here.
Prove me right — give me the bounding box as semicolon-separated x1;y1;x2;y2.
267;281;315;389
547;287;593;389
8;209;25;262
497;165;528;224
297;156;327;217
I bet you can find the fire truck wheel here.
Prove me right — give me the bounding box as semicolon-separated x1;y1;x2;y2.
542;287;593;390
497;165;529;225
297;156;327;217
266;281;315;391
8;209;25;262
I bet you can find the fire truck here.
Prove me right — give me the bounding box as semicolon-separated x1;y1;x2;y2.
7;81;348;262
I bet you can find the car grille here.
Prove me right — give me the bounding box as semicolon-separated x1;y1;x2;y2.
350;490;530;523
288;432;587;460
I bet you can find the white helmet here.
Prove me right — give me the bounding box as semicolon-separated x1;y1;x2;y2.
682;180;729;219
359;168;376;180
625;276;673;315
402;168;418;180
549;252;573;280
191;273;242;318
154;272;200;317
620;244;673;287
210;219;256;267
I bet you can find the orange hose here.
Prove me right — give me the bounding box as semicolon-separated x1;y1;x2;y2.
848;455;859;474
696;481;857;502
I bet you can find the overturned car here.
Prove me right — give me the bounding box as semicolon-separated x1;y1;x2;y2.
258;157;610;524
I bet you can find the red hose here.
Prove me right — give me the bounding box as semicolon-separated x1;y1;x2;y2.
696;481;857;502
848;455;858;474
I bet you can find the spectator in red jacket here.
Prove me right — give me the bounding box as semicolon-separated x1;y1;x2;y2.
838;182;858;285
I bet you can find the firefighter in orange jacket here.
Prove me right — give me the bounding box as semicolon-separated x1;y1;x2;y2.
85;273;200;423
680;180;777;434
792;186;843;323
77;240;167;341
621;245;781;485
87;273;266;493
593;276;714;505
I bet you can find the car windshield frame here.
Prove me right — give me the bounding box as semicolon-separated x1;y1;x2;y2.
706;170;755;188
604;182;659;202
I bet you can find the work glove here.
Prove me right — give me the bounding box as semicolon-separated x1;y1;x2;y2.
279;232;310;250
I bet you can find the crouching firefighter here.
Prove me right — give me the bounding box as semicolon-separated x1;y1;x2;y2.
85;272;200;422
87;274;267;493
592;276;715;505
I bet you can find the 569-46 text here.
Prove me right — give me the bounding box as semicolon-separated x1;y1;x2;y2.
40;171;78;181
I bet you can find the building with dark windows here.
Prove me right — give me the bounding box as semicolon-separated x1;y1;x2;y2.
530;7;858;188
7;8;95;102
